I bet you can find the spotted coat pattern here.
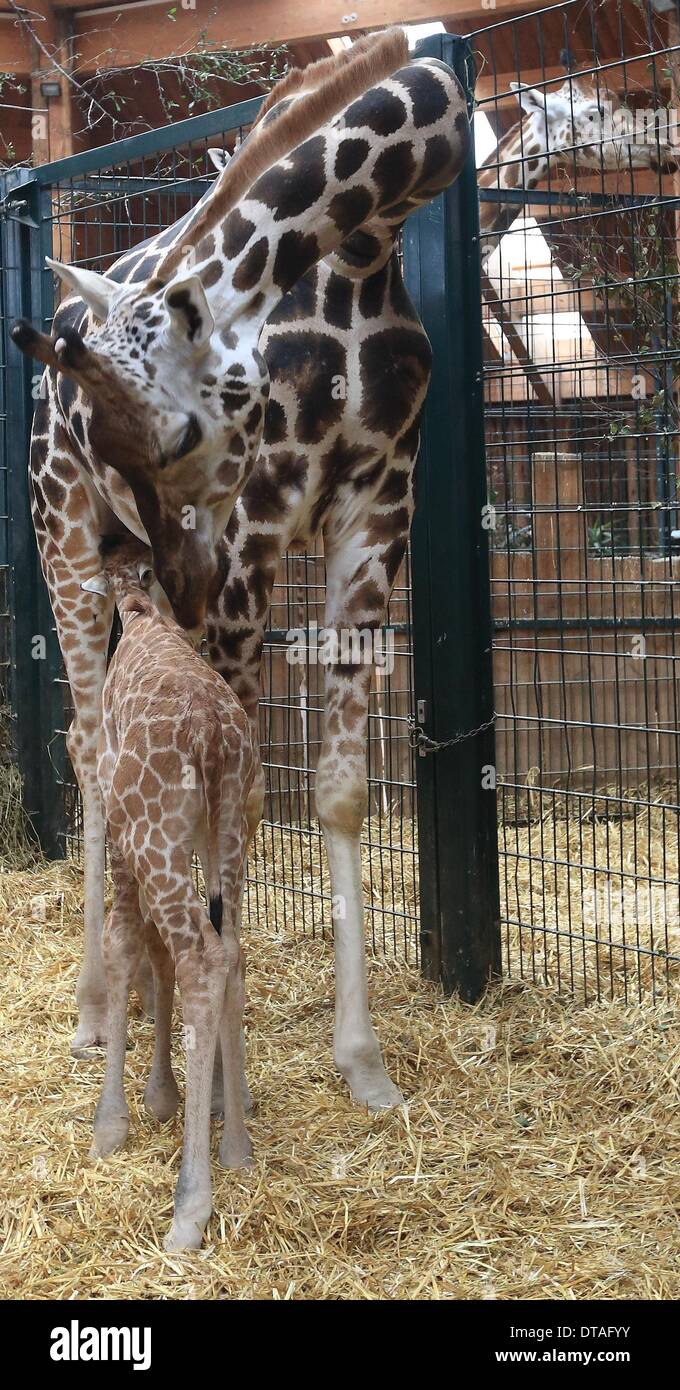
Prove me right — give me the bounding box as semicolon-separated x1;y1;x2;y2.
93;536;253;1252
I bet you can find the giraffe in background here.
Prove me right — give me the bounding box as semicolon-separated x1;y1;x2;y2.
477;73;677;262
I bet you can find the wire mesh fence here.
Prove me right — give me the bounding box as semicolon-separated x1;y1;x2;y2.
469;0;680;999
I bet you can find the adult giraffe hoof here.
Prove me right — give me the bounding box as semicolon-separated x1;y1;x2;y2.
90;1112;129;1158
144;1074;180;1122
219;1132;254;1170
71;1009;108;1056
354;1075;404;1112
163;1221;204;1253
336;1047;404;1111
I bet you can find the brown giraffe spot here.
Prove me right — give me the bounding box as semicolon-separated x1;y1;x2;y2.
262;399;287;445
337;229;383;269
217;457;242;487
420;132;457;193
221;384;250;412
251;134;326;221
335;137;370;180
382;537;407;586
242;291;266;317
396;66;451;128
345;86;407;136
223;209;256;259
376;468;409;504
368;507;409;544
273;230;320;294
245;403;262;434
310;435;377;534
267;267;318;326
42;474;66;509
266;331;345;446
389;270;419;323
220;627;255;663
328;186;374;235
225;575;249;620
373;142;417;205
233;238;269;292
324;272;353;330
348;578;384;618
360;328;432;437
359;264;389;320
196;232;216;260
200;260;223;289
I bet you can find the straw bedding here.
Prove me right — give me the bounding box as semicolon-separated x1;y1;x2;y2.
1;850;679;1301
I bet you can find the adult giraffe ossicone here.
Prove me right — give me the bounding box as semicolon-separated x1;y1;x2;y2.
13;29;470;1107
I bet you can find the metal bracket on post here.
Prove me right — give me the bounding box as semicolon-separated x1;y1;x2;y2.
404;33;501;1000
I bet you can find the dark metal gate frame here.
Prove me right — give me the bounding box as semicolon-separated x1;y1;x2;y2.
0;33;501;1002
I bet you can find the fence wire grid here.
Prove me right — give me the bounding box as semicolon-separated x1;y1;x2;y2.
471;0;680;999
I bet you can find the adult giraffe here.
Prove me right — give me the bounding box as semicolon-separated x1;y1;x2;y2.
13;29;470;1108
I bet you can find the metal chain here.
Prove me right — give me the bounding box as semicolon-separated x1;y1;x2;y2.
408;712;496;756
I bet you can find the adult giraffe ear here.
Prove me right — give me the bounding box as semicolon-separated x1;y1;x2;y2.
80;573;109;597
509;81;546;117
207;148;231;173
163;274;215;347
45;258;118;322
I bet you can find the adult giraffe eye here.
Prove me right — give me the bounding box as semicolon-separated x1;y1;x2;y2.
174;413;202;460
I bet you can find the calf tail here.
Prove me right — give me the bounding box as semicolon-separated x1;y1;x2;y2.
193;719;226;936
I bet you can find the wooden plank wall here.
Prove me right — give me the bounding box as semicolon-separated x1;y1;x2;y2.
492;453;680;807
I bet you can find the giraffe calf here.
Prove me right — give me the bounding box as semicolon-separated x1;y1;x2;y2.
88;535;254;1252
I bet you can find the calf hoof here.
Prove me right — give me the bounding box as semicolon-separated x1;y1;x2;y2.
219;1128;254;1170
144;1074;180;1122
90;1110;129;1158
71;1007;107;1057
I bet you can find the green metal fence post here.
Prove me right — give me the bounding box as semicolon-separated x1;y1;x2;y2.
404;33;501;999
1;170;65;857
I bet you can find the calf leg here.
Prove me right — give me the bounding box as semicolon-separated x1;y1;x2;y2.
143;919;180;1122
161;902;228;1253
90;852;144;1157
218;926;253;1170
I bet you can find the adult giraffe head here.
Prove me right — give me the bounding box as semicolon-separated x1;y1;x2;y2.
478;72;677;258
509;74;677;171
14;27;466;630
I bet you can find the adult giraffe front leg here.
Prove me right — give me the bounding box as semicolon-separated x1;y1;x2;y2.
317;527;405;1110
45;551;113;1053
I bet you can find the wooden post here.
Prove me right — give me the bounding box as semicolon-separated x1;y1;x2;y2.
28;2;74;168
532;451;585;783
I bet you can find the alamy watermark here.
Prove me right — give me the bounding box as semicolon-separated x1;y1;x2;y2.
575;101;680;150
286;621;395;675
582;879;680;931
